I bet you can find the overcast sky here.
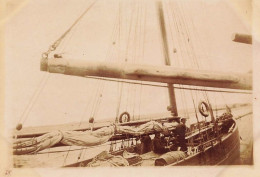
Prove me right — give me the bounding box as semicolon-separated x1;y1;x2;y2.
5;0;252;130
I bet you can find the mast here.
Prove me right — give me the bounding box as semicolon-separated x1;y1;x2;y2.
157;0;178;116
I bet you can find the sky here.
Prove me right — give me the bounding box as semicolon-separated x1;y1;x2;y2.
5;0;252;130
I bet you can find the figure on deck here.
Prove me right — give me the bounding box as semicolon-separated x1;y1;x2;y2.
140;135;152;154
175;118;188;152
153;133;170;154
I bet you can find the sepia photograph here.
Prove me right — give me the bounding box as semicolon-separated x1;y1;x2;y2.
2;0;257;174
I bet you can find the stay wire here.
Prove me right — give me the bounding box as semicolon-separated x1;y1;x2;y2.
180;4;211;104
138;0;147;119
131;0;143;120
104;1;121;121
90;0;121;121
93;83;106;118
57;1;91;54
178;2;215;107
18;73;50;124
115;0;124;120
42;0;97;58
174;1;212;109
124;1;136;112
84;76;252;95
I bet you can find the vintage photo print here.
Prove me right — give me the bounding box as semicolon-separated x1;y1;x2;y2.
1;0;259;176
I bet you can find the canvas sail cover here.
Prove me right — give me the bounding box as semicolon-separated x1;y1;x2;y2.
116;121;178;136
13;126;115;155
86;151;129;167
13;121;176;155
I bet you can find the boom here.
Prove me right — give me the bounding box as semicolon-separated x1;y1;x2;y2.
41;57;252;90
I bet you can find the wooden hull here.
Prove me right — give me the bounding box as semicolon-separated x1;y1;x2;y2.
172;123;240;166
73;120;241;167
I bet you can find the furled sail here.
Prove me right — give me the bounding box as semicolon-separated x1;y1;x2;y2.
13;126;115;155
13;121;175;155
117;121;178;136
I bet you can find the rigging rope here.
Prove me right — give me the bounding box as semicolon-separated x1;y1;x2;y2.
42;0;97;59
124;1;136;113
86;0;123;123
78;80;97;127
17;73;50;126
18;1;97;130
131;0;141;119
76;0;121;126
137;1;147;120
115;0;124;122
125;0;140;120
115;83;124;122
93;83;106;118
84;76;252;94
179;1;218;114
214;92;218;117
56;1;91;54
169;0;217;122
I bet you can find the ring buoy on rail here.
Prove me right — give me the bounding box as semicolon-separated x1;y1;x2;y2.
198;101;209;117
119;112;131;123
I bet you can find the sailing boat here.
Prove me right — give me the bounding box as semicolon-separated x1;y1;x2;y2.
12;0;252;167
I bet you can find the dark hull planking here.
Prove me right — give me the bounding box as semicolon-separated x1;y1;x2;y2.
169;122;240;166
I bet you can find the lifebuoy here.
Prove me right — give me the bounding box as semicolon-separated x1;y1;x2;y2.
119;112;130;123
198;101;209;117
